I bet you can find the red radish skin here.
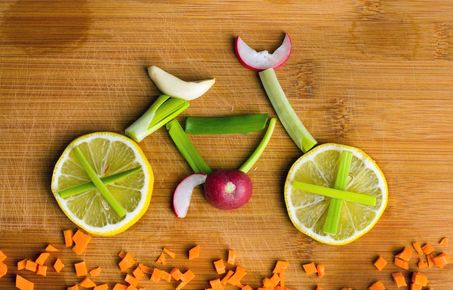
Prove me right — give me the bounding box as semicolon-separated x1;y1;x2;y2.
234;33;292;71
173;173;207;218
204;170;253;210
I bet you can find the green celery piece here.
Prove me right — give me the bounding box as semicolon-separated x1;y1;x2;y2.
58;167;141;199
166;119;212;174
125;95;189;142
185;114;269;135
239;118;276;173
73;147;126;218
292;181;376;206
323;150;353;234
259;68;317;153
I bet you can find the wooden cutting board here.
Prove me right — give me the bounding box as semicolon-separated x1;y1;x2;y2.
0;0;452;289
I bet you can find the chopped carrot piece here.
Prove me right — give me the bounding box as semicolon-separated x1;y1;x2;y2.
35;252;50;266
269;273;280;287
80;277;96;288
410;284;422;290
171;267;183;280
188;245;201;260
273;260;289;274
228;266;247;287
16;274;34;290
163;247;176;259
427;254;435;268
279;271;285;289
262;277;273;287
118;250;127;259
213;259;226;275
316;264;325;278
394;257;409;270
369;281;385;290
439;237;449;247
25;260;38;272
67;284;78;290
242;285;253;290
113;284;128;290
125;274;138;287
227;249;236;265
0;262;7;278
72;230;92;255
422;243;435;255
210;278;223;290
392;272;407;288
221;270;234;286
17;259;26;271
89;266;102;277
432;252;450;268
176;281;189;290
396;246;413;262
45;244;59;252
0;250;7;262
155;253;166;265
138;263;152;275
160;270;172;282
151;268;161;282
412;242;424;256
93;284;108;290
412;272;428;286
315;285;323;290
302;262;317;275
181;269;195;282
37;265;47;277
53;258;65;273
417;258;427;269
74;261;88;277
132;266;144;280
118;252;135;272
63;229;73;248
126;286;137;290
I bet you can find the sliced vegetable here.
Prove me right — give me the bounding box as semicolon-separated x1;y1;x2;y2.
422;243;435;255
188;245;201;260
64;229;73;248
323;150;353;234
302;262;317;275
35;252;50;266
412;241;424;256
36;265;47;277
239;117;276;173
0;262;7;278
125;95;189;142
16;275;34;290
369;281;386;290
227;249;236;265
25;260;37;272
125;274;138;286
394;257;409;270
432;252;450;268
132;266;144;280
185;114;268;135
373;256;387;271
221;270;234;285
166;119;212;174
396;246;413;262
227;266;247;287
53;258;64;273
151;268;161;282
148;66;215;101
173;173;208;218
118;252;135;272
163;248;176;259
213;259;226;275
316;264;325;278
72;230;92;256
259;68;317;152
17;259;26;271
90;266;102;277
293;181;376;206
80;277;96;288
156;253;166;265
391;272;407;288
74;261;88;277
439;236;449;247
171;268;183;280
418;258;427;269
45;244;59;252
160;270;172;282
93;284;109;290
0;251;6;262
273;261;288;274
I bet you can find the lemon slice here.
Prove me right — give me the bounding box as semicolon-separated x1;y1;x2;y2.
284;143;387;245
51;132;153;236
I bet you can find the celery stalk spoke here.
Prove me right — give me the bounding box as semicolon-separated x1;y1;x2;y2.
239;118;276;173
166;120;212;174
185;114;269;135
259;68;317;153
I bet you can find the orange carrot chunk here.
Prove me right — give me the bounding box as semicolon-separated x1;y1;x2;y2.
396;246;413;262
227;266;247;288
279;271;285;289
151;268;161;283
113;284;128;290
170;267;183;281
214;259;226;275
89;266;102;277
273;260;289;274
412;242;424;256
93;284;109;290
67;284;79;290
432;252;450;268
302;262;317;275
227;249;236;265
410;284;422;290
0;250;7;262
63;229;73;248
188;245;201;260
269;273;280;287
421;243;435;255
427;254;435;268
242;285;253;290
417;258;427;270
160;270;172;282
175;281;189;290
53;258;65;273
412;272;428;286
369;281;386;290
17;259;26;271
0;262;7;278
74;261;88;277
125;274;138;287
439;237;449;247
138;263;152;275
210;278;223;290
392;272;407;288
80;277;96;288
374;256;388;271
181;269;195;282
36;254;50;267
36;265;47;277
118;252;135;272
163;247;176;259
132;266;145;280
394;257;409;270
25;260;38;272
118;250;127;259
72;230;92;255
45;244;59;252
316;264;325;278
263;277;273;287
221;270;234;286
315;285;323;290
155;253;166;265
16;274;34;290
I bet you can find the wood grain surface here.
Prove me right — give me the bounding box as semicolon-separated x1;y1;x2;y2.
1;0;453;289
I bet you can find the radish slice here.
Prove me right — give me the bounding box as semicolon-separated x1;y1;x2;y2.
173;173;208;218
234;33;292;71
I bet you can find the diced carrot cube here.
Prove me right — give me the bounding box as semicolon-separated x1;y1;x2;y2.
17;259;26;271
188;245;201;260
74;261;88;277
439;237;449;247
0;262;7;278
0;250;7;262
53;258;64;273
79;277;96;288
118;250;127;259
67;284;78;290
315;285;323;290
16;275;34;290
170;267;183;281
422;243;435;255
368;281;385;290
125;274;138;286
269;273;280;287
316;264;325;278
228;266;247;287
93;284;108;290
427;254;435;268
396;246;413;262
412;242;424;256
160;270;172;282
35;252;50;266
279;271;285;288
221;270;234;286
25;260;38;272
89;266;102;277
227;249;236;265
132;266;144;280
63;229;73;248
45;244;59;252
417;258;427;269
176;281;188;290
151;268;161;282
394;257;409;270
138;263;152;274
432;252;450;268
37;265;47;277
410;283;422;290
181;269;195;282
302;262;317;275
392;272;407;288
163;247;176;259
214;259;226;274
113;283;128;290
155;253;166;265
118;252;135;272
72;230;91;255
242;285;253;290
273;260;289;274
210;278;223;289
412;272;428;286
